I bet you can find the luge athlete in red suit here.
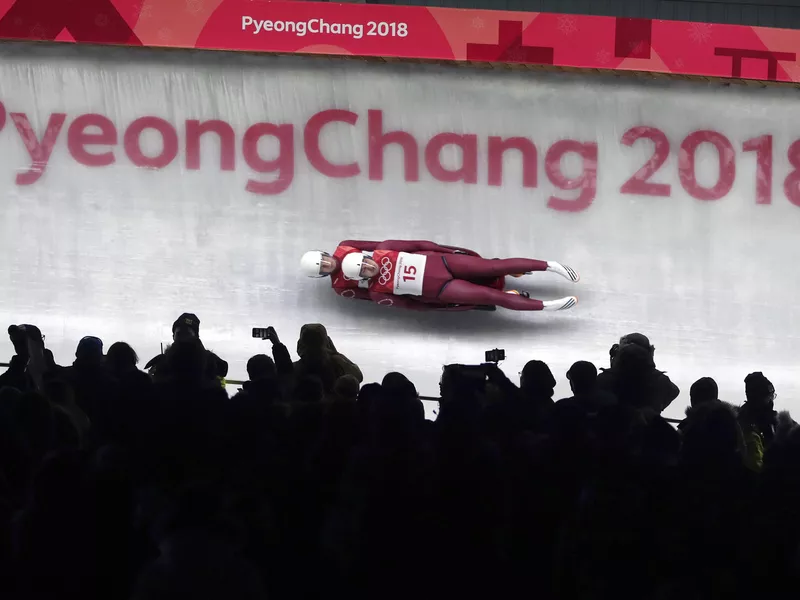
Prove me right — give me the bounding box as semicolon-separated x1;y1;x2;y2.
302;240;578;311
300;240;485;301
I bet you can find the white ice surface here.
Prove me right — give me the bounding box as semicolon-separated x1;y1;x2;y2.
0;43;798;421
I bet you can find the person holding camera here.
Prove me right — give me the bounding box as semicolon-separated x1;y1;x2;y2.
252;326;293;377
596;333;679;414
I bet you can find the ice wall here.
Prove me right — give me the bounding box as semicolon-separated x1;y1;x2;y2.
0;42;798;418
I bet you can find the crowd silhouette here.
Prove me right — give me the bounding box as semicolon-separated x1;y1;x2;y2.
0;313;797;600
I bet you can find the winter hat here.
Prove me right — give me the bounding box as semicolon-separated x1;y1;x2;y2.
76;336;103;360
173;313;200;337
382;372;418;401
567;360;597;393
620;332;652;351
567;360;597;382
745;371;775;401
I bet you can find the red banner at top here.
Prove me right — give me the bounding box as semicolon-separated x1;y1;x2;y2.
0;0;798;83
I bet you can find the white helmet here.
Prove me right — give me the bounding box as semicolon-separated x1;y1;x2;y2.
342;252;367;280
300;251;331;278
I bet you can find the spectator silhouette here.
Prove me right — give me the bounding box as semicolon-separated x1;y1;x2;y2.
679;377;720;432
324;381;435;600
149;338;230;484
355;382;382;437
752;427;800;596
666;401;756;597
567;360;597;394
62;336;119;444
0;317;797;600
233;353;283;405
249;353;276;379
680;401;747;470
104;342;153;449
333;374;360;403
381;371;422;412
740;372;778;442
737;372;778;470
0;325;51;392
146;313;228;385
597;333;679;414
0;387;33;504
254;326;293;389
558;360;616;412
293;324;362;393
515;359;556;430
107;342;149;383
434;366;507;597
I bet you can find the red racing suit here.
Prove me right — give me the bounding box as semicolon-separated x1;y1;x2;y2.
329;239;481;302
335;240;548;311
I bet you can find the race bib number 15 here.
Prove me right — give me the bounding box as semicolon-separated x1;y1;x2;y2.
394;252;427;296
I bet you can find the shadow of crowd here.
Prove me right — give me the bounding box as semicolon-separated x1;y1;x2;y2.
0;314;796;600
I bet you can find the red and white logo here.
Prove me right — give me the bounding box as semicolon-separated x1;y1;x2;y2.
378;255;394;286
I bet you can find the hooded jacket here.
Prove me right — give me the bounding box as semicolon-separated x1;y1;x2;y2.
293;324;363;390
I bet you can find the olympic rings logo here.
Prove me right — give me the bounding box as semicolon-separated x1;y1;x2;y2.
378;256;393;286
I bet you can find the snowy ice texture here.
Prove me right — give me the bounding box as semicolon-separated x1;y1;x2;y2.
0;42;798;420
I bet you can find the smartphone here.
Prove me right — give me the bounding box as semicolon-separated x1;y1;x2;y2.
485;348;505;363
252;327;274;340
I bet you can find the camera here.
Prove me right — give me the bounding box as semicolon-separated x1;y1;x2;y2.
485;348;505;364
441;364;491;396
252;327;275;340
443;349;506;385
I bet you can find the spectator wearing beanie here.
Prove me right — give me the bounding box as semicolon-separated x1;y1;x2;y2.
517;359;556;430
679;377;721;432
738;372;779;471
146;314;228;386
557;360;616;413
